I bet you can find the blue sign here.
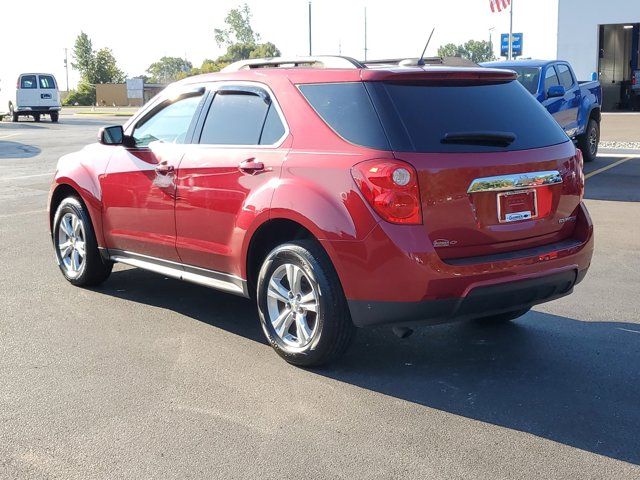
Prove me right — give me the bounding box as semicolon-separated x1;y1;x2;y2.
501;33;523;57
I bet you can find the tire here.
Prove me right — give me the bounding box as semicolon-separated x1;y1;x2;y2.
256;240;356;367
9;104;18;122
52;197;112;287
51;112;59;123
577;119;599;163
476;308;530;325
33;113;41;122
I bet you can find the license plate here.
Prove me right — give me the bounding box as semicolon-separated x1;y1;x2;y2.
497;189;538;223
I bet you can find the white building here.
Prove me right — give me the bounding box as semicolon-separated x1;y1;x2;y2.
556;0;639;110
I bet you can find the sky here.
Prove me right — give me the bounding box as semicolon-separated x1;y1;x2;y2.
0;0;559;90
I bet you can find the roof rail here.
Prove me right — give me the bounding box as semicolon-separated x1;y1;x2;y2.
221;56;365;72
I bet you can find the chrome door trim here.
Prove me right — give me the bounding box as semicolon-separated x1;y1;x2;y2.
467;170;563;194
107;248;248;297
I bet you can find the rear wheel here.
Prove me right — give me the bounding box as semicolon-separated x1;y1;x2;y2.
51;112;59;123
53;197;112;287
476;308;530;325
33;113;41;122
577;119;599;163
256;240;356;367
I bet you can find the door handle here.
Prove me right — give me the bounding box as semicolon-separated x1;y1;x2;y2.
155;161;175;175
239;158;265;174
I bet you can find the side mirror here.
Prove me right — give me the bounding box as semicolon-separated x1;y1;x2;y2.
99;125;133;146
547;85;566;98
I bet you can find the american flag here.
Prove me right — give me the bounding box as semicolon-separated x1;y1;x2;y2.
490;0;511;13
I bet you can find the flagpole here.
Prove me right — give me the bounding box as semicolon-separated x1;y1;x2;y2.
508;0;513;60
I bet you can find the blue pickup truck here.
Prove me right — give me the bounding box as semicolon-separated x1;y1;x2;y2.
482;60;602;162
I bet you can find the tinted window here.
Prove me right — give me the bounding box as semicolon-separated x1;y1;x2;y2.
39;75;56;89
556;64;574;90
260;104;286;145
544;67;560;92
133;94;202;147
506;67;540;94
299;83;389;150
200;92;269;145
20;75;37;89
367;80;568;153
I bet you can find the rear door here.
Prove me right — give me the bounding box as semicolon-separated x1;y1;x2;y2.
37;74;61;108
16;74;40;108
175;83;290;277
363;79;582;259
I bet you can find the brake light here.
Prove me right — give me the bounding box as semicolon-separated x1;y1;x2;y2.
576;148;585;200
351;159;422;224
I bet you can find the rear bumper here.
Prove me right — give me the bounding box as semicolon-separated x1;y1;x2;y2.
348;268;586;327
323;202;594;327
16;106;61;113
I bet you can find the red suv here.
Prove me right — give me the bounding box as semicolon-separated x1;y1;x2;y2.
49;56;593;366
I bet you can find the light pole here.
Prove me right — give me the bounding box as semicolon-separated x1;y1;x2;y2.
308;1;312;56
508;0;514;60
63;48;70;92
489;27;495;59
364;6;368;61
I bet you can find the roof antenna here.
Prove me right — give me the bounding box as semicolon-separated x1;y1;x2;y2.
417;27;436;66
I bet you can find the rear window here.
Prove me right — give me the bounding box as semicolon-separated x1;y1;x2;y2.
368;81;569;152
20;75;37;89
39;75;56;89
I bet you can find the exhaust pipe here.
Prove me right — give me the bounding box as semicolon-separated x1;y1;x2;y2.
392;327;413;339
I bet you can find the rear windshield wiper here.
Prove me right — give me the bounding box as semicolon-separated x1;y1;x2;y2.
441;131;516;147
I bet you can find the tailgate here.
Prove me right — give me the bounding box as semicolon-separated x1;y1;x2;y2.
400;141;583;259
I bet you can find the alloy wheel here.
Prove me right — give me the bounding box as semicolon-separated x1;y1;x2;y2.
57;212;86;278
266;263;319;348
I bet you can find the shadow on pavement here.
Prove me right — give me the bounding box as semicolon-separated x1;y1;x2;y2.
99;267;640;465
0;140;41;159
585;156;639;202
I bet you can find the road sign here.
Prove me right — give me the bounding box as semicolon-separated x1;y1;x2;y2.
501;33;523;58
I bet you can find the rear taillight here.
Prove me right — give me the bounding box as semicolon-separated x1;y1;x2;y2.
576;148;585;200
351;159;422;225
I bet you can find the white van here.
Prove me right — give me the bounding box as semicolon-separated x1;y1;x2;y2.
0;73;61;122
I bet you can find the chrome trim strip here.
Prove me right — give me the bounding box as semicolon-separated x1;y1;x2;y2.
467;170;563;194
108;249;248;297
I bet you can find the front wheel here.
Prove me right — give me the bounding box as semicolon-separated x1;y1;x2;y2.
53;197;112;286
33;113;41;122
10;104;18;122
256;240;356;367
577;119;599;163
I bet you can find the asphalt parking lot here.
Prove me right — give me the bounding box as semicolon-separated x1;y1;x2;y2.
1;115;639;479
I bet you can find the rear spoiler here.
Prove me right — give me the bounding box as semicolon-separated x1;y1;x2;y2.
360;68;518;83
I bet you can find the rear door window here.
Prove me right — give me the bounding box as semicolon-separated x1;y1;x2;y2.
20;75;37;89
556;64;575;90
298;83;389;150
200;92;268;145
38;75;56;89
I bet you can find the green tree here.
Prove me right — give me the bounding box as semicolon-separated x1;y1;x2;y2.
437;39;495;63
94;48;125;84
214;3;258;47
146;56;193;84
71;31;95;83
212;4;280;66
